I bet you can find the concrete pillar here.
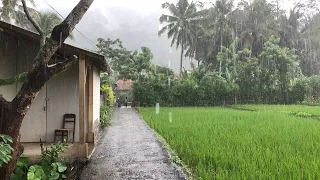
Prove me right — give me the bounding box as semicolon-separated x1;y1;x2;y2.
87;67;94;143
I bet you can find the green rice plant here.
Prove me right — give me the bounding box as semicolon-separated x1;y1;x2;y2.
140;107;320;179
234;104;320;116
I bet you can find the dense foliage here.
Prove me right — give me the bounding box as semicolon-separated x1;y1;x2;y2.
159;0;320;77
133;36;320;106
11;142;68;180
100;74;114;128
98;0;320;106
100;84;115;107
100;105;113;128
97;38;153;81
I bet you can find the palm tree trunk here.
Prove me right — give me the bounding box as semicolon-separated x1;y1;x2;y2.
180;42;184;76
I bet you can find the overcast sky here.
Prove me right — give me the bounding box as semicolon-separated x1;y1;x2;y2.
34;0;296;12
35;0;166;12
30;0;300;70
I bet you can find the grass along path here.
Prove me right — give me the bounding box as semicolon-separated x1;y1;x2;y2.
139;107;320;179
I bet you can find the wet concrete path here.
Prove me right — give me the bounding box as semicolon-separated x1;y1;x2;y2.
80;108;186;180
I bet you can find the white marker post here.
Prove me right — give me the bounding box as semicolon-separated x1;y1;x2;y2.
156;103;160;114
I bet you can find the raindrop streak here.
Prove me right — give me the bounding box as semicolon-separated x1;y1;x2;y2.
59;32;63;48
168;77;171;89
75;84;78;100
156;103;160;115
304;38;307;50
169;112;172;123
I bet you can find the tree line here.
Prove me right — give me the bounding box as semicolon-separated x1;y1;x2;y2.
98;0;320;106
100;0;320;106
151;0;320;105
159;0;320;77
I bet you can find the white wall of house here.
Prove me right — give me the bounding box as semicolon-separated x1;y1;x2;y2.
45;65;80;143
17;36;46;142
0;33;18;101
20;65;79;143
93;66;101;140
20;87;47;142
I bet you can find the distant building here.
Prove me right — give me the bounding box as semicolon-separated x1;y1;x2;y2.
116;79;134;91
115;80;134;105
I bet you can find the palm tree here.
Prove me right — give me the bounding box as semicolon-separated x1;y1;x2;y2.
34;11;74;39
193;0;233;73
212;0;233;75
238;0;277;56
0;0;35;23
158;0;200;76
1;2;74;39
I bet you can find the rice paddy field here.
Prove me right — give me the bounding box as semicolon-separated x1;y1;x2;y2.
139;105;320;179
234;104;320;116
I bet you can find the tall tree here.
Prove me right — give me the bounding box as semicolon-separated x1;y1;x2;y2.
96;38;125;60
259;36;299;103
185;25;207;66
158;0;199;75
96;38;153;80
212;0;233;74
112;47;153;80
299;12;320;76
0;0;94;178
274;0;320;76
186;0;233;71
238;0;276;56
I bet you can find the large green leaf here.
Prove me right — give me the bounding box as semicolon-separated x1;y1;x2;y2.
17;155;31;167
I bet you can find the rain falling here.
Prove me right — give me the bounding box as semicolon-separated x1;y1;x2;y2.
0;0;320;179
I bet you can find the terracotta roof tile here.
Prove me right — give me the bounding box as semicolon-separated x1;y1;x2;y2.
116;80;134;90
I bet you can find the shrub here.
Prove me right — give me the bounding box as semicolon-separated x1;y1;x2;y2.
133;74;172;106
199;72;230;105
290;77;308;103
100;105;113;128
101;84;115;106
11;141;68;180
133;71;236;107
171;78;200;106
